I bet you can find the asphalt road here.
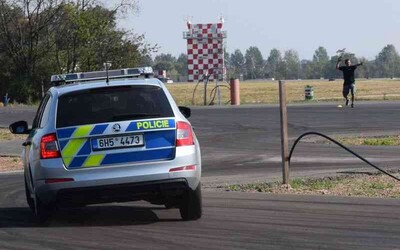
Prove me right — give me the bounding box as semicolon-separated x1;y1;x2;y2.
1;172;400;250
1;102;400;249
2;102;400;185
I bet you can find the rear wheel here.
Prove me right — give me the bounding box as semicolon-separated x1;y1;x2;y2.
34;194;55;224
179;183;202;221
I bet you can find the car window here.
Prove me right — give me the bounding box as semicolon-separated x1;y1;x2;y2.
56;85;174;128
39;95;52;128
32;94;50;129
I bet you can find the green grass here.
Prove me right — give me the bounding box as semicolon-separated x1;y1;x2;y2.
226;173;400;198
334;135;400;146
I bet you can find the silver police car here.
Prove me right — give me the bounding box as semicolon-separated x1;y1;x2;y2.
9;67;202;222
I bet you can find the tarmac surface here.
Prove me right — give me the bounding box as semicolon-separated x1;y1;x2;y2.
2;102;400;185
1;102;400;249
0;172;400;250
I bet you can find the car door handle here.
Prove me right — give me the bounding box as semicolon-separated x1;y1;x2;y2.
22;141;32;146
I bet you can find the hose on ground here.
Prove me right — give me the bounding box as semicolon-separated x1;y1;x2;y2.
288;132;400;182
191;78;231;105
209;84;231;105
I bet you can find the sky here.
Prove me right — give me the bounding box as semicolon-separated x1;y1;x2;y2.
112;0;400;60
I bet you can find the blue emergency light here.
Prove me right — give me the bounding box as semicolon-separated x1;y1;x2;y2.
50;67;154;86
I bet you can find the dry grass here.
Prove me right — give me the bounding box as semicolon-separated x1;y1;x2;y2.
334;135;400;146
227;173;400;198
166;79;400;106
0;128;27;141
0;156;23;172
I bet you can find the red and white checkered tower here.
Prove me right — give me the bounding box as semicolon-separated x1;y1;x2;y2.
183;18;227;82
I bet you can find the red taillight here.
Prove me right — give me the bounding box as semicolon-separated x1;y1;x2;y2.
169;165;196;172
40;133;61;159
176;121;194;146
45;178;74;184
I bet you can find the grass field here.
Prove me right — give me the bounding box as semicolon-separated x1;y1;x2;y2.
166;79;400;106
226;173;400;198
334;135;400;146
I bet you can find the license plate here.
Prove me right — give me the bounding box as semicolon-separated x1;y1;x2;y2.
92;134;144;150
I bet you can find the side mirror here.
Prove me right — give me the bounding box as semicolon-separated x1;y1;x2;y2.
9;121;30;134
178;106;191;118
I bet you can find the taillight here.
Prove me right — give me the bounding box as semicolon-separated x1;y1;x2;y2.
40;133;61;159
176;121;194;146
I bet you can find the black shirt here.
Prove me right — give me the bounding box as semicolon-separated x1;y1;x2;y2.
339;66;357;85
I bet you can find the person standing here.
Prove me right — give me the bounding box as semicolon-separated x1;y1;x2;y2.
336;58;363;108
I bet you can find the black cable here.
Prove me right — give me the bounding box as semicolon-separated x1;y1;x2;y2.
289;132;400;182
191;79;203;105
209;84;231;105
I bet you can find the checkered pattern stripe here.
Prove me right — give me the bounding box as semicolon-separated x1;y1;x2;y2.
185;23;225;82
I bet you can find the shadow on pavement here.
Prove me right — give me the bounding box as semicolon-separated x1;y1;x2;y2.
0;205;181;228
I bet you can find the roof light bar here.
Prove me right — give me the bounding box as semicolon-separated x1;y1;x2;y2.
50;67;154;86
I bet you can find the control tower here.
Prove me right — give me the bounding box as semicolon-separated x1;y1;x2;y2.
183;19;227;82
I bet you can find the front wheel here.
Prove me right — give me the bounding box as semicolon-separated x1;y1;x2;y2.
179;183;202;221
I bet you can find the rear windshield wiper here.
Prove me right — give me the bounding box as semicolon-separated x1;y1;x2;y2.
112;113;161;121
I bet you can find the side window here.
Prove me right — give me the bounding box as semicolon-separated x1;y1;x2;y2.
39;95;52;128
32;94;50;129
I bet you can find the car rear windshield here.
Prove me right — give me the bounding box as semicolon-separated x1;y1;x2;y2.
57;85;174;128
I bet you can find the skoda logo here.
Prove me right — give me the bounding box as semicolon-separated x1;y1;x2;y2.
112;123;121;133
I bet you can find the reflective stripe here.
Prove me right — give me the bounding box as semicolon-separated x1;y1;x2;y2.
83;154;105;168
73;125;93;138
57;119;176;169
64;157;73;167
62;138;86;167
62;138;86;157
61;125;93;167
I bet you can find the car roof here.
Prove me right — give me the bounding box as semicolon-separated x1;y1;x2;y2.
50;78;164;97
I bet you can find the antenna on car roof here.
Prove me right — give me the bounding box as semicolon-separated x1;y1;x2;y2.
103;62;112;85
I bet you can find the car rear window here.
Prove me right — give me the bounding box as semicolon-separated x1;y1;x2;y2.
57;85;174;128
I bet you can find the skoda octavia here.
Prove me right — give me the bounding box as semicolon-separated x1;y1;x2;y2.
9;67;202;222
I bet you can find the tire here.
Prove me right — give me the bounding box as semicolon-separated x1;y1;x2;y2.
24;177;34;212
179;183;202;221
34;194;54;224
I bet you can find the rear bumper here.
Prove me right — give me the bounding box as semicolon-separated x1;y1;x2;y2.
31;145;201;204
55;178;189;207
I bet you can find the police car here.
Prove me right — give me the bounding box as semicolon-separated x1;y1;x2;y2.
9;67;202;222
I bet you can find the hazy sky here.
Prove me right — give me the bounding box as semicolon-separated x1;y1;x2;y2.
115;0;400;60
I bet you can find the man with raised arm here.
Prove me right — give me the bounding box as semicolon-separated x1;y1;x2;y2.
336;58;363;108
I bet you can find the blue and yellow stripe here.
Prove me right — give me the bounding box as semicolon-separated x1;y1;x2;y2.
56;119;176;169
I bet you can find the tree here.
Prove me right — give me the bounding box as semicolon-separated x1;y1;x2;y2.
300;59;313;79
173;53;187;76
283;49;300;79
312;46;329;78
244;46;264;79
229;49;245;78
375;44;400;78
267;49;284;79
153;53;176;72
0;0;155;102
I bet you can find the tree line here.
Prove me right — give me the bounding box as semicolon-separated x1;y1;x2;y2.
0;0;155;103
151;44;400;82
227;44;400;81
1;1;399;103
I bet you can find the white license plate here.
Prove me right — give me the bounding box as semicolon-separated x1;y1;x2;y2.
94;134;144;150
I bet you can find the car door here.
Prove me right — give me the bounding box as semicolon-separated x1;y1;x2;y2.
24;94;51;188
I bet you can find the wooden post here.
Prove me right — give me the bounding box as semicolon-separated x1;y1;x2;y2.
279;80;290;184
